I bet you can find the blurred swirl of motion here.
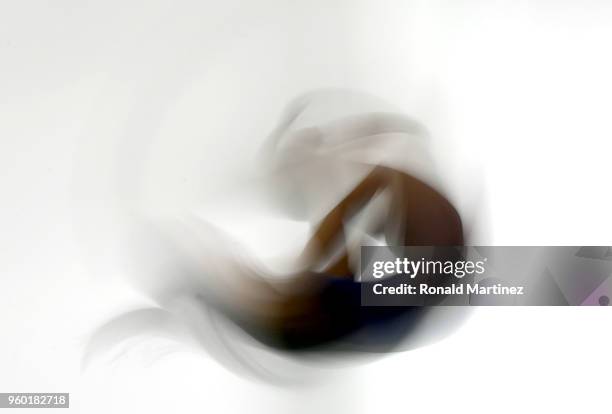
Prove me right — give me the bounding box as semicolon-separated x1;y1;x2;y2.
82;89;475;382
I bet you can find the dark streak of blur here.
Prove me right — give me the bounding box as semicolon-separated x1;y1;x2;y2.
84;90;473;382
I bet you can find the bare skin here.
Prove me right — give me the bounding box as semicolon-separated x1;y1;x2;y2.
223;165;464;335
302;165;463;276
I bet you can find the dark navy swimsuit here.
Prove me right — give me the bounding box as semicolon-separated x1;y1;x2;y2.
245;273;425;352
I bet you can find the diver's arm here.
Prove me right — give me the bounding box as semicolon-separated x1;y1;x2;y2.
300;166;393;270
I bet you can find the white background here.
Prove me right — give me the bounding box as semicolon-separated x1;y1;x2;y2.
1;1;611;413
